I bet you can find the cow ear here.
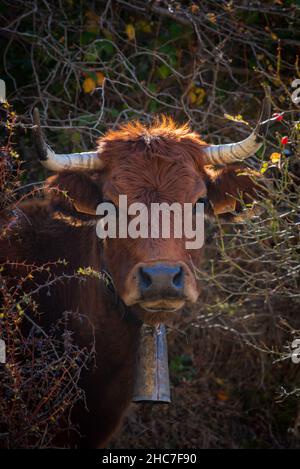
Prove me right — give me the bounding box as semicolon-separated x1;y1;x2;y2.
204;164;263;218
45;172;102;218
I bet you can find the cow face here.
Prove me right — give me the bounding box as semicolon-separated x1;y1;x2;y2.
41;117;263;323
98;142;204;320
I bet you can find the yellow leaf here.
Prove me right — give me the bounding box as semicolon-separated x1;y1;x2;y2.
96;72;105;86
188;86;206;106
260;161;269;174
187;90;197;105
215;377;224;386
194;87;206;105
10;150;19;159
271;32;278;41
225;1;234;12
224;114;248;126
126;24;135;41
82;77;96;94
207;12;217;24
190;4;200;13
85;11;100;33
137;20;152;33
270;152;281;163
217;391;229;402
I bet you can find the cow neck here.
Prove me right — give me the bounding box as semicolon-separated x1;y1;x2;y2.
99;241;143;327
53;209;143;326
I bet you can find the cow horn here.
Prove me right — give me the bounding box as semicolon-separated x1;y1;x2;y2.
33;108;104;171
202;95;271;165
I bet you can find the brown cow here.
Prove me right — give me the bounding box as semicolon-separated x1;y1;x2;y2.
0;110;268;448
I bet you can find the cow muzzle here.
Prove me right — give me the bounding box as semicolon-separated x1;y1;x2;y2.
123;261;199;312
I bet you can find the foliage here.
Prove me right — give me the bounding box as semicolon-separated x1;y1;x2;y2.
0;103;92;448
1;0;299;147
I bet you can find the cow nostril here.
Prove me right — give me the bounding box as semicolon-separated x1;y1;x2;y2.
138;264;185;296
173;267;184;288
140;268;152;289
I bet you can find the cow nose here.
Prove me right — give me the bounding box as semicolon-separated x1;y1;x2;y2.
139;264;184;298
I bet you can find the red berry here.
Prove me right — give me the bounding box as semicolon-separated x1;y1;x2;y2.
272;112;283;122
281;136;289;145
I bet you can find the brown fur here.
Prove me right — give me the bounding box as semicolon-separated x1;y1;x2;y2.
0;117;263;447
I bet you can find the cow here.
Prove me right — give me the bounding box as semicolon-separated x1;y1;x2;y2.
0;105;269;448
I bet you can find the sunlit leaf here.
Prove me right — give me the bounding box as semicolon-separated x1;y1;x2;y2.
270;152;281;163
260;161;269;174
190;4;200;13
224;113;249;125
294;122;300;131
188;86;206;106
96;71;105;86
126;24;135;41
188;90;197;104
82;77;96;93
207;12;217;24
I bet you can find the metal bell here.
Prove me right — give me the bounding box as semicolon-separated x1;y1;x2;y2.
132;323;171;403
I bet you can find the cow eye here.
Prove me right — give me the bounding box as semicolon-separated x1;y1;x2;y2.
102;199;119;215
193;196;209;214
196;196;209;205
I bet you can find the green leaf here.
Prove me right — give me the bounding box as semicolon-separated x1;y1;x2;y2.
110;109;119;118
95;41;115;58
148;83;157;93
260;161;269;174
80;31;98;45
149;100;159;113
157;64;171;79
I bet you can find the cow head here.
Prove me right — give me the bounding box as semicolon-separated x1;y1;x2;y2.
33;107;268;324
